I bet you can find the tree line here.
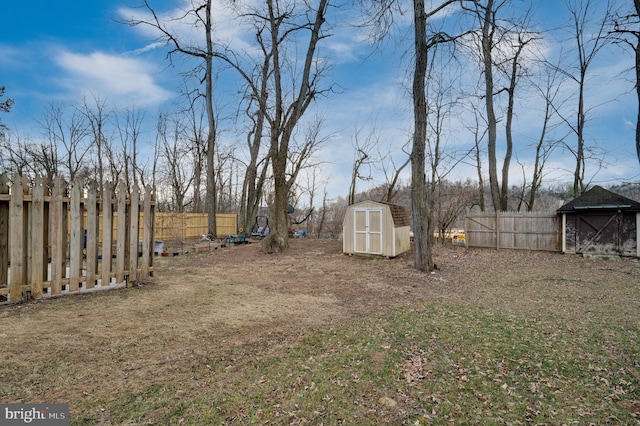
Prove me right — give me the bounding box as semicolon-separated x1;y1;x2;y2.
1;0;639;271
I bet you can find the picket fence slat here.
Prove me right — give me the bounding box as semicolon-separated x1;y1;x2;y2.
86;181;98;289
0;173;155;304
9;176;25;302
116;181;127;286
0;174;9;293
31;176;45;298
102;183;113;287
128;185;140;285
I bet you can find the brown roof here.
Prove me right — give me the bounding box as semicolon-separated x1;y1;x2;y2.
383;202;411;227
557;185;640;213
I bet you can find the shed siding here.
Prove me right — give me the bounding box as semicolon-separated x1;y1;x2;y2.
342;200;410;257
562;211;637;257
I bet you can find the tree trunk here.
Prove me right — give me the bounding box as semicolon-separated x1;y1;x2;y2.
204;0;217;236
573;77;585;196
636;0;640;165
412;0;434;272
636;40;640;164
481;0;501;212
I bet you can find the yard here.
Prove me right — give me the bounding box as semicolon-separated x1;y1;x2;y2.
1;238;639;425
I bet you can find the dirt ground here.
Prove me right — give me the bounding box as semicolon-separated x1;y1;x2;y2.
153;237;640;334
1;237;639;416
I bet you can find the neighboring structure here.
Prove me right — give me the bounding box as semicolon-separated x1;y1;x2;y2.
342;200;411;258
557;185;640;257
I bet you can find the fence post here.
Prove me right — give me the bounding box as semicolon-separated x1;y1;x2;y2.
30;175;45;299
9;174;25;302
0;173;9;299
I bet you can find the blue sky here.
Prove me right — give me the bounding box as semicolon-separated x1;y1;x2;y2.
1;0;639;203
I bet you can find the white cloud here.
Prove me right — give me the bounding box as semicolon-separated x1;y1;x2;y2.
54;50;172;107
117;0;259;57
0;44;23;69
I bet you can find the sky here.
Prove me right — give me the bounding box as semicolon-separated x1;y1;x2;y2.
1;0;639;205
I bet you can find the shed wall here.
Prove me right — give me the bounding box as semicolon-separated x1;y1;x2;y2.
562;211;637;257
342;201;410;257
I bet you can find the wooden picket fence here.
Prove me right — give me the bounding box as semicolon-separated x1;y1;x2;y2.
464;211;561;252
0;174;155;304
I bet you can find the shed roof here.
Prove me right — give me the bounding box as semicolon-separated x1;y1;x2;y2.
350;200;411;227
386;202;411;227
557;185;640;213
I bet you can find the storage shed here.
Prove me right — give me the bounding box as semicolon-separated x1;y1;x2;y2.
343;200;411;257
557;185;640;257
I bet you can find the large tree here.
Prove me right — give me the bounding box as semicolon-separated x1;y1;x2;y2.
411;0;469;271
362;0;469;271
125;0;219;235
264;0;330;250
215;0;331;250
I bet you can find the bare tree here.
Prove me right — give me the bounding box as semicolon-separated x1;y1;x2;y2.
125;0;219;235
81;95;112;191
179;84;208;213
496;25;538;211
156;111;194;212
299;164;326;235
464;0;520;212
238;95;271;235
264;0;331;250
114;105;146;193
235;42;273;237
0;133;59;180
411;0;471;271
434;179;476;240
611;1;640;165
466;101;488;211
473;0;501;212
379;148;410;203
524;64;566;211
363;0;470;271
559;0;613;196
348;123;379;205
39;102;91;181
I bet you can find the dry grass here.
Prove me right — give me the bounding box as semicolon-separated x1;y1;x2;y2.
0;239;639;424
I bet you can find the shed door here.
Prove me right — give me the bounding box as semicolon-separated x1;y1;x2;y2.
576;212;623;255
354;208;382;254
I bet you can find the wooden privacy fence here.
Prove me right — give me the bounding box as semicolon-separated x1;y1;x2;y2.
464;211;561;251
0;173;155;304
155;213;238;240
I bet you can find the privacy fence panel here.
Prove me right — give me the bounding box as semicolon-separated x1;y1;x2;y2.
154;213;238;240
0;173;155;304
464;212;561;252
